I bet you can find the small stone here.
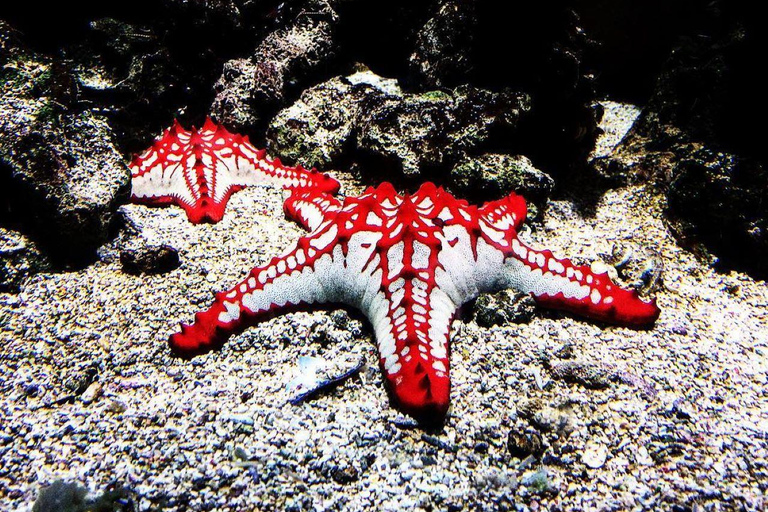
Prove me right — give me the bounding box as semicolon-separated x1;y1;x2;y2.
232;446;251;462
669;320;689;336
518;399;577;437
80;382;102;404
581;441;608;469
507;428;544;459
420;455;437;466
64;367;99;395
120;244;180;276
635;445;654;466
105;400;127;414
226;413;255;426
307;320;333;346
521;468;554;495
670;398;693;420
330;463;359;485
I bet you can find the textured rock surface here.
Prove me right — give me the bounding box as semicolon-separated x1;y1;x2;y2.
266;72;399;169
269;70;530;183
591;7;767;278
35;1;279;152
0;23;130;263
68;17;195;150
68;12;247;151
356;86;527;179
593;3;764;179
409;0;476;88
211;0;340;130
667;150;767;279
409;2;601;175
0;228;51;293
449;154;555;211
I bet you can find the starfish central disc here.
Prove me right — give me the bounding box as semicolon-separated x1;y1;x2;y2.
170;182;660;423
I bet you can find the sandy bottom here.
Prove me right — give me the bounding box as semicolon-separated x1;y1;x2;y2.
1;109;767;511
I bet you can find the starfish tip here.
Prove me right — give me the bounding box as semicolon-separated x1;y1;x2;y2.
393;391;450;426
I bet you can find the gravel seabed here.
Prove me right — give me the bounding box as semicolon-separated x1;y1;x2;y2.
1;107;767;511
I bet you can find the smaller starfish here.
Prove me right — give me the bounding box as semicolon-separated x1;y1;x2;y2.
130;118;340;223
170;183;659;423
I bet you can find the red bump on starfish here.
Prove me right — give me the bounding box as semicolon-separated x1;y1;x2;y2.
130;118;340;224
169;182;660;424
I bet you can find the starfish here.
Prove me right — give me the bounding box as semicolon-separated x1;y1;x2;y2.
130;118;340;223
170;182;659;423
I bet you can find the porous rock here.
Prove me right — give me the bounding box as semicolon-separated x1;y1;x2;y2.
268;70;530;183
507;427;545;459
69;15;231;151
356;86;528;179
267;71;400;169
211;0;340;130
409;0;477;88
667;150;767;278
59;0;280;152
449;154;555;214
410;2;601;175
0;23;130;264
592;6;767;278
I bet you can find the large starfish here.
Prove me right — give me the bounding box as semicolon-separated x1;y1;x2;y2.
130;118;340;223
170;182;659;422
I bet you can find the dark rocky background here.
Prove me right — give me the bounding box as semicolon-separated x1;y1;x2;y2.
1;0;765;286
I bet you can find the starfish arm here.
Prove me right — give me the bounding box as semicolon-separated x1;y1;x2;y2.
130;122;201;216
170;241;337;356
367;278;457;423
499;240;660;326
283;189;342;232
478;193;528;233
208;131;340;196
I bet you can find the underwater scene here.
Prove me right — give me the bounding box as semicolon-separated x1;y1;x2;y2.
1;2;766;511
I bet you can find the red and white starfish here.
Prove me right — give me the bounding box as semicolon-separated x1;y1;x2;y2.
130;118;340;223
170;182;659;422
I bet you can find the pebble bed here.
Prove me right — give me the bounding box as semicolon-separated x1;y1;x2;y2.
1;106;766;511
